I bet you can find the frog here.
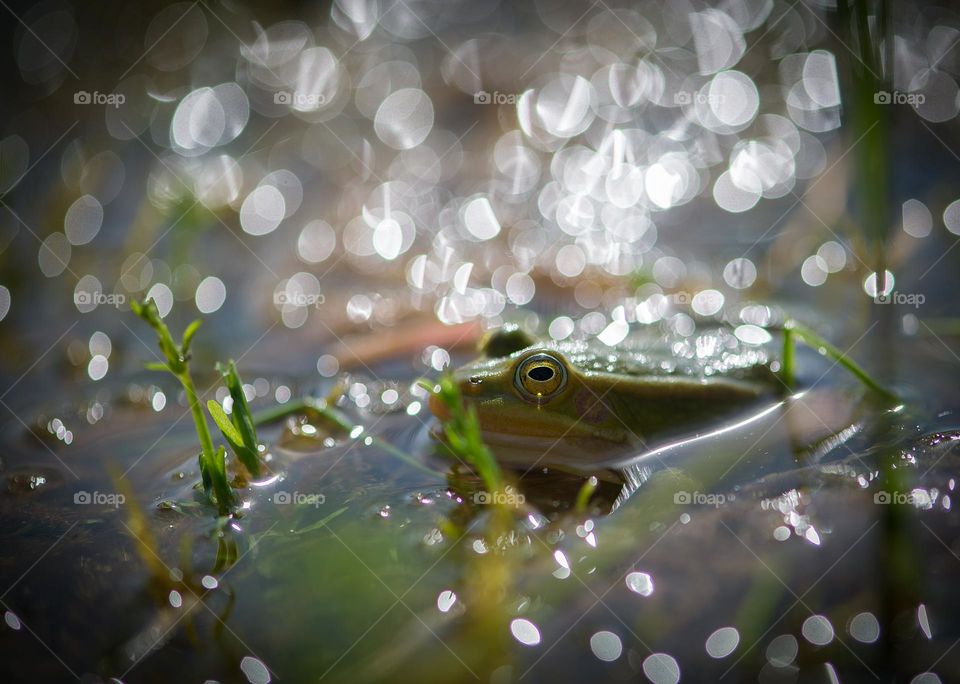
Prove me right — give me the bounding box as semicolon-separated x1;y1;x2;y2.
431;323;785;467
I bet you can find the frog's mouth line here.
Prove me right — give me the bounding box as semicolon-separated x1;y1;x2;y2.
427;390;633;462
466;429;639;468
428;391;604;438
465;397;798;471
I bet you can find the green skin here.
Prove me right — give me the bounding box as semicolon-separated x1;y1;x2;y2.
433;326;780;461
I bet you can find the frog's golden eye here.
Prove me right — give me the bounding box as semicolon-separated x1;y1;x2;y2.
514;353;567;400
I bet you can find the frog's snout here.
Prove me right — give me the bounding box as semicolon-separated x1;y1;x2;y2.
429;374;484;420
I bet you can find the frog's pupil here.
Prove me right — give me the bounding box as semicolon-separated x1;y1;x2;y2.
528;366;554;382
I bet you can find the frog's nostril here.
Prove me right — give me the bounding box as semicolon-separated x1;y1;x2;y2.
469;375;482;385
528;366;554;382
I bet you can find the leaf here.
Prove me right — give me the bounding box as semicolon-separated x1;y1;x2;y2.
574;476;598;515
181;319;202;355
132;297;186;374
787;319;897;402
144;362;172;373
427;373;502;492
291;506;349;535
132;296;233;516
217;361;261;476
207;400;245;449
198;453;212;497
132;298;161;328
415;378;437;394
209;445;236;514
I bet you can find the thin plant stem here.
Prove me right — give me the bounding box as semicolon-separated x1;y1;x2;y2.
574;476;599;515
781;325;796;389
254;396;443;479
132;299;235;515
784;320;897;402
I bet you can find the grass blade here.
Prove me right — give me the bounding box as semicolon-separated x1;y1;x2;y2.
216;361;261;477
784;320;898;402
132;298;236;515
207;400;246;453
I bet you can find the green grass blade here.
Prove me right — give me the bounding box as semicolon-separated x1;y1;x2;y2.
420;375;502;493
181;319;202;355
207;400;246;451
144;362;173;373
780;325;795;389
216;361;261;477
786;320;898;402
133;297;235;515
574;476;599;515
210;445;234;513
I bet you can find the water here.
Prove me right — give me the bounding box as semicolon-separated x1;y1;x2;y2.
3;1;960;682
0;326;958;683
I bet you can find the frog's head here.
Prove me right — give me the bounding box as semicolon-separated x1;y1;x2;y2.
429;327;633;450
429;325;775;463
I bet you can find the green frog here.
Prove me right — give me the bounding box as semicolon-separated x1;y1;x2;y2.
432;323;784;466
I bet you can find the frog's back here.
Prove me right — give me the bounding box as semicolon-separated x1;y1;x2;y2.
553;325;775;385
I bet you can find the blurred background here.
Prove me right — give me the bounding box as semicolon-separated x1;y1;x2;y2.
2;2;960;682
0;0;958;392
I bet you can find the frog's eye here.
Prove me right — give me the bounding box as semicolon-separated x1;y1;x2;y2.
514;353;567;400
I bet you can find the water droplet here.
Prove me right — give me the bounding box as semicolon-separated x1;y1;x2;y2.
802;615;834;646
589;630;623;661
510;618;541;646
642;653;680;684
848;611;880;643
240;655;271;684
625;571;654;596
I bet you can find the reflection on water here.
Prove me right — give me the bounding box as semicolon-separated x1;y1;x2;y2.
2;0;958;378
0;326;957;682
2;0;960;682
